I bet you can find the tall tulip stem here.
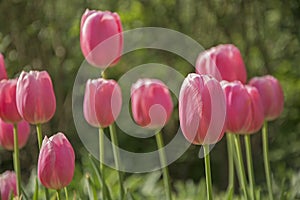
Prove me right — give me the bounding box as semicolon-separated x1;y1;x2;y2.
109;124;125;199
36;124;50;200
99;127;106;200
262;121;273;200
203;144;213;200
226;134;234;192
155;131;172;200
13;123;21;197
233;134;248;200
244;135;255;200
64;187;69;200
56;189;61;200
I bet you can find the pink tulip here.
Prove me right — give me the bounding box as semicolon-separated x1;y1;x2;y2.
0;79;22;123
80;9;123;68
16;71;56;124
179;73;226;144
245;85;264;133
0;171;17;200
131;79;173;129
249;75;284;121
38;133;75;190
0;119;30;150
196;44;247;83
84;78;122;128
0;53;8;81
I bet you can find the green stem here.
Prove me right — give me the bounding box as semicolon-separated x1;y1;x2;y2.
64;187;69;200
56;189;61;200
226;134;234;192
13;124;21;197
262;121;273;200
36;124;50;200
233;134;249;200
109;124;125;199
244;135;255;200
203;144;213;200
155;131;172;200
99;127;106;200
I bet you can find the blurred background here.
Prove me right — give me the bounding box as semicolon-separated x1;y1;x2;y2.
0;0;300;197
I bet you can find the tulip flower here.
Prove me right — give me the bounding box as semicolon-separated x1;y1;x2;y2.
0;171;17;200
0;79;22;123
80;9;123;68
179;73;226;145
0;53;8;80
84;78;122;128
131;79;173;129
196;44;247;84
249;75;284;121
0;119;30;150
38;133;75;190
16;71;56;125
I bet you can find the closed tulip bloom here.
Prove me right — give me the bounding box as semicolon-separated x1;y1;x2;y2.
249;75;284;121
38;133;75;190
0;53;8;80
0;79;22;123
131;79;173;129
80;9;123;68
245;85;264;133
0;171;17;200
84;78;122;128
16;71;56;124
179;73;226;144
196;44;247;83
0;119;30;150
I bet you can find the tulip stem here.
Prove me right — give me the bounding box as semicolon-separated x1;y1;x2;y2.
13;123;21;197
64;187;69;200
244;135;255;200
36;124;50;200
109;124;125;199
155;131;172;200
262;121;273;200
99;127;106;200
203;144;213;200
56;189;61;200
233;134;249;200
226;134;234;192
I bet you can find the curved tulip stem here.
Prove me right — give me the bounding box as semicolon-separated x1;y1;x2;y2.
244;135;255;200
155;131;172;200
64;187;69;200
203;144;213;200
99;127;107;200
262;121;273;200
226;134;234;192
36;124;50;200
109;124;125;199
56;189;61;200
13;124;21;197
233;134;249;200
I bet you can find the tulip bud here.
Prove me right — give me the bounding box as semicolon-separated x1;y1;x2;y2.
0;171;17;200
179;73;226;145
16;71;56;124
38;133;75;190
0;119;30;150
0;53;8;81
196;44;247;83
131;79;173;129
249;75;284;121
0;79;22;123
80;9;123;68
84;78;122;128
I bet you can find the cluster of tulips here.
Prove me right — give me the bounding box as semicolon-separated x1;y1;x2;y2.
0;7;284;200
0;57;75;199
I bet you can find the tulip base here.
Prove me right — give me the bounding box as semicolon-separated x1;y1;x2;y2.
155;131;172;200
